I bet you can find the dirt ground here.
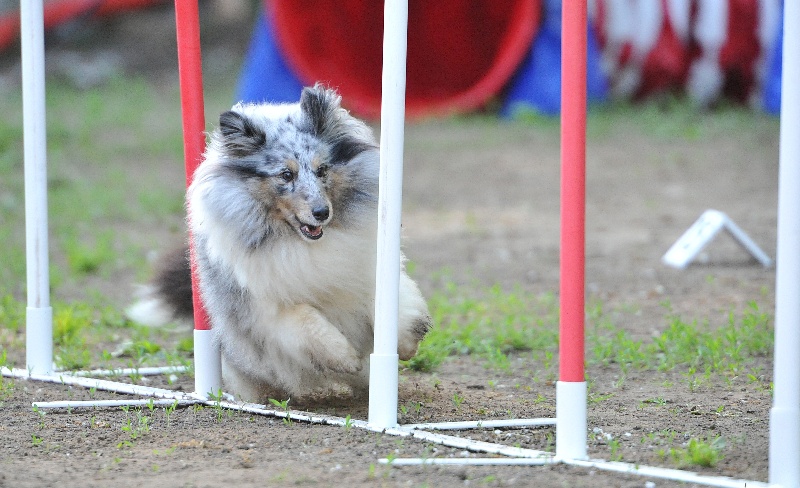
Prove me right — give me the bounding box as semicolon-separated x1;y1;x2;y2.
0;4;781;487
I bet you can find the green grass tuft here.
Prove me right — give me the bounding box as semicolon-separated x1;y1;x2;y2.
412;281;772;380
664;435;726;468
405;282;559;373
0;294;26;333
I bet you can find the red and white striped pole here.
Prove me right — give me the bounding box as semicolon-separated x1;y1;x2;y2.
174;0;221;398
556;0;588;461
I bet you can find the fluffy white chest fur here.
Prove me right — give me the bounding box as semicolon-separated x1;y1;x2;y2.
196;187;380;350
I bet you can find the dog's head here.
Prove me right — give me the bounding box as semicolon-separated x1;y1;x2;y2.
198;85;379;247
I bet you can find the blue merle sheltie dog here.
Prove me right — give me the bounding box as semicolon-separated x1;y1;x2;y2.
128;85;431;402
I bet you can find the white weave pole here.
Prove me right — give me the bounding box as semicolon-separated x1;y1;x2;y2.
21;0;53;376
368;0;408;429
769;3;800;487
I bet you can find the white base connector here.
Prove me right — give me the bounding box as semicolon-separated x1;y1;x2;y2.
556;380;588;461
193;328;221;399
25;306;53;375
769;405;800;487
368;352;399;429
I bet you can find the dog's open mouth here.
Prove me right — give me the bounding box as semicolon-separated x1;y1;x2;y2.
299;223;323;240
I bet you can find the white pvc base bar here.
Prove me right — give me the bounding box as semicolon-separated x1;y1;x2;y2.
3;368;768;487
5;364;188;380
193;328;221;399
382;457;768;488
564;459;769;488
382;457;556;466
401;418;555;431
555;381;587;461
2;368;196;401
32;399;196;410
59;365;191;377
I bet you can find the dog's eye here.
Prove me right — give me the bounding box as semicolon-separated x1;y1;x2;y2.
315;165;328;179
279;170;294;183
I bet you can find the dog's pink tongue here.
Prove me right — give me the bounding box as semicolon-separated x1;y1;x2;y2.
303;225;322;238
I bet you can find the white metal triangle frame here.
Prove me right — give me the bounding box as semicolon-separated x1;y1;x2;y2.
662;208;773;269
6;1;797;487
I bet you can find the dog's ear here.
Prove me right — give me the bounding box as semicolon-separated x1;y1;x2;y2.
218;110;266;156
300;84;342;137
301;85;376;163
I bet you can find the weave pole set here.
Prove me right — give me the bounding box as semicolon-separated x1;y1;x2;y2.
5;0;798;486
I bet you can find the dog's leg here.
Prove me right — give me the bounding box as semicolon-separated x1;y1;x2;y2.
222;359;294;404
397;272;432;361
343;356;371;398
280;304;363;375
222;358;267;403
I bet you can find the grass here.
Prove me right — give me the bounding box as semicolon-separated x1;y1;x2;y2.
0;293;193;373
0;76;774;374
451;392;465;412
4;269;769;400
0;75;206;299
404;281;559;373
268;398;294;426
0;293;25;340
660;435;726;468
117;405;152;449
76;302;186;370
0;75;218;371
588;299;773;376
0;78;175;294
0;83;776;479
0;374;14;404
488;94;779;144
408;280;773;383
0;70;778;482
62;229;116;276
0;74;777;476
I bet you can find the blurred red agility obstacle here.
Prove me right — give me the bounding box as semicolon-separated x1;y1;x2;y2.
252;0;540;119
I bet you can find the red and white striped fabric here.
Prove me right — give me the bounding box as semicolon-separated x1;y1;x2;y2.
591;0;781;106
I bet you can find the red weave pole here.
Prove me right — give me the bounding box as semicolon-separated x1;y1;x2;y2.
174;0;210;331
559;0;587;383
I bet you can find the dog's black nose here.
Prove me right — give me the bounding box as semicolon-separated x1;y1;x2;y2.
312;205;330;222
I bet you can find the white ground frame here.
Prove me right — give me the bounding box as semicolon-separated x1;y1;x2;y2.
3;1;797;487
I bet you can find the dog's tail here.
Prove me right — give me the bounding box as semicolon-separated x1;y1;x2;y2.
126;245;195;327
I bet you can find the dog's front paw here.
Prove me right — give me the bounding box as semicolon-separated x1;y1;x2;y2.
398;314;431;361
311;339;362;374
285;304;364;374
397;271;432;361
